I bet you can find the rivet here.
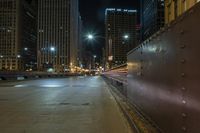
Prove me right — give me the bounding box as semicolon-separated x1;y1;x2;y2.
181;87;186;91
180;45;186;49
181;73;185;77
181;59;186;64
181;126;187;131
182;100;186;104
182;113;187;118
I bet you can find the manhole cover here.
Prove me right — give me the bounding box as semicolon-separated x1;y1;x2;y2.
82;103;90;106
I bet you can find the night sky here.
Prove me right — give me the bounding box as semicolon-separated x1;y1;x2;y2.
79;0;140;60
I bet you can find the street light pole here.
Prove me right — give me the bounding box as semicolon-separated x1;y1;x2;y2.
50;47;56;71
93;55;97;69
108;37;113;69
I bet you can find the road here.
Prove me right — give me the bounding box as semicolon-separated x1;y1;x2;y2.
0;76;131;133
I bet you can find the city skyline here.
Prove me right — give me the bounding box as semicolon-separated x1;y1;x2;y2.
37;0;80;72
1;1;200;133
0;0;139;72
1;0;199;72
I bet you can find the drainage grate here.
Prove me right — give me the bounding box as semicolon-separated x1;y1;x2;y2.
0;99;9;102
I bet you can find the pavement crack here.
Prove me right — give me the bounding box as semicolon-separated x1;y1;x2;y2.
59;102;71;105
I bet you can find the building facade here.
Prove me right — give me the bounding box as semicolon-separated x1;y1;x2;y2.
37;0;79;72
140;0;165;41
165;0;200;24
105;8;137;69
77;15;84;68
0;0;37;71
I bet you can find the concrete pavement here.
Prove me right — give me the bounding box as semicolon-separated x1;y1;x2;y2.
0;76;132;133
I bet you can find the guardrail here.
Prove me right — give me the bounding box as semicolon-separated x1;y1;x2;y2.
127;3;200;133
103;3;200;133
0;71;82;81
103;64;128;97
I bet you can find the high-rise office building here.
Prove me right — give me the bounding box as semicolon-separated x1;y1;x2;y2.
140;0;165;41
0;0;37;71
37;0;79;72
105;8;137;68
77;15;83;68
165;0;200;24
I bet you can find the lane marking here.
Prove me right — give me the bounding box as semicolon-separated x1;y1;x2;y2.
14;85;28;88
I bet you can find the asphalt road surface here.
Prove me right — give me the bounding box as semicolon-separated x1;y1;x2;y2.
0;76;131;133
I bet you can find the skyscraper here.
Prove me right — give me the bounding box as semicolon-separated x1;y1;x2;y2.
77;15;84;68
140;0;165;41
0;0;37;71
165;0;200;24
37;0;79;72
105;8;137;69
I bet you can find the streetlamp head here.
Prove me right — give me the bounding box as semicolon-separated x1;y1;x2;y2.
124;35;129;39
24;47;28;51
17;55;21;58
93;55;97;58
87;34;94;40
50;47;55;51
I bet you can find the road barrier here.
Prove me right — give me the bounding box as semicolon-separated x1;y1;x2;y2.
127;3;200;133
103;64;128;97
104;3;200;133
0;72;83;81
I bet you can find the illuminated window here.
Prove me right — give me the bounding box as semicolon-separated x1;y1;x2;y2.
174;0;178;19
183;0;187;12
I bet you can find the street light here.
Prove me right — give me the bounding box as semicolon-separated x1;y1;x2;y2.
17;55;21;58
24;47;28;51
93;55;97;69
50;47;55;52
123;35;129;39
87;34;94;40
